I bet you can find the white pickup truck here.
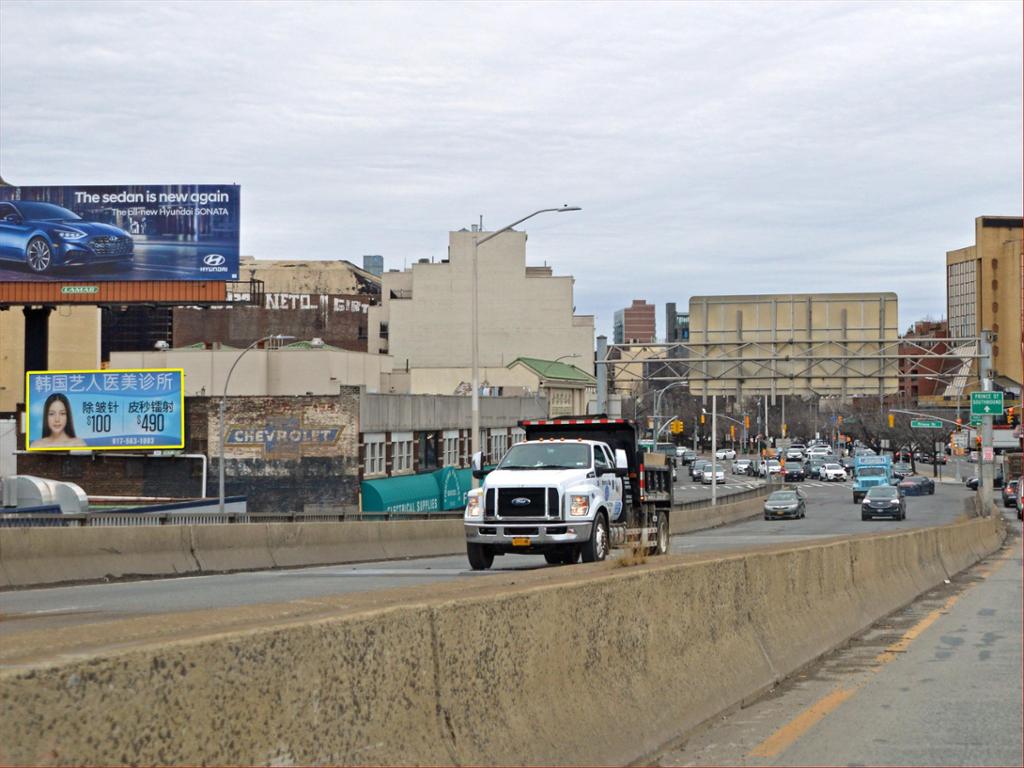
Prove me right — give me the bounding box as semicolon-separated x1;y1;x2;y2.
463;417;673;570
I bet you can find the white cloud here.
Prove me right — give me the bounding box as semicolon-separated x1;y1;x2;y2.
1;0;1020;335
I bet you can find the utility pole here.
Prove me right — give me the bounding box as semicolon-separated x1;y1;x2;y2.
978;330;994;516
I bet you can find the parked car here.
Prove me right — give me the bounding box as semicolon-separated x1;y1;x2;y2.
763;489;806;520
861;485;906;520
784;462;805;482
701;466;726;485
1001;479;1019;508
715;448;737;460
732;458;752;475
820;463;848;482
898;475;935;496
0;200;135;273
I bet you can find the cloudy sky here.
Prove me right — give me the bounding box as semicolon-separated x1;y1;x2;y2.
1;0;1020;337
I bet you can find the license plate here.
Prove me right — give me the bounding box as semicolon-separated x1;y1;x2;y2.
511;537;531;547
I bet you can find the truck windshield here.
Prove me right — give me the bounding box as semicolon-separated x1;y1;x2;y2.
858;467;887;477
497;443;591;469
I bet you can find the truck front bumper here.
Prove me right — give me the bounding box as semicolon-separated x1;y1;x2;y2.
464;520;594;552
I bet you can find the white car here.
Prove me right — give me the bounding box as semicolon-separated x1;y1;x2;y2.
785;449;804;461
702;467;726;484
715;448;737;460
820;463;847;481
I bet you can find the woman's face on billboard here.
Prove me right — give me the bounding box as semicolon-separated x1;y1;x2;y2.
47;400;68;436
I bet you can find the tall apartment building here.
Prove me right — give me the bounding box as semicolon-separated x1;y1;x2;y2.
946;216;1023;391
613;299;656;344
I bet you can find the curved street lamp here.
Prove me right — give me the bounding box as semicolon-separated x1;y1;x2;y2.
218;334;295;514
471;206;581;484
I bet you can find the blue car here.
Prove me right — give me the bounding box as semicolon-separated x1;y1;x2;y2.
0;200;134;273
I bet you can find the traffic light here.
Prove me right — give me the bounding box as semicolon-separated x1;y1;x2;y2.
956;417;963;431
700;413;705;425
837;415;843;426
744;415;750;429
730;424;736;438
888;413;895;429
782;423;788;437
1008;407;1015;424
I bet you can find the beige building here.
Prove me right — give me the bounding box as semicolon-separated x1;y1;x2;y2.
0;307;101;412
111;342;393;396
234;255;381;295
368;229;594;394
946;216;1023;392
688;293;900;398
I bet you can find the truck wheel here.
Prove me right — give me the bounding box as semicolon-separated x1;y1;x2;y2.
466;543;494;571
561;546;581;564
582;513;609;563
649;512;669;555
543;552;562;565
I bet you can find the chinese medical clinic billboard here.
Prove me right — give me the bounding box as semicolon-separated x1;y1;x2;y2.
26;369;184;451
0;184;239;281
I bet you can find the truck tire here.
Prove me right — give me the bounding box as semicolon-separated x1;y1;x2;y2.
466;543;494;571
543;552;562;565
561;546;581;564
649;512;669;555
582;513;609;563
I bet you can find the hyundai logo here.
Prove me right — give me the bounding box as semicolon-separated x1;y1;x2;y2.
203;253;226;267
510;497;531;506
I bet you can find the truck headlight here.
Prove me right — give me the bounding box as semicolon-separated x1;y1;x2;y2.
569;495;590;516
465;494;482;518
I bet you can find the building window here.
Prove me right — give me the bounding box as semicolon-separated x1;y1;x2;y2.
419;431;439;470
489;428;509;463
364;433;386;476
443;429;460;467
392;431;413;474
511;427;526;445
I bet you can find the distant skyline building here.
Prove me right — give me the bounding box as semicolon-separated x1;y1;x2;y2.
665;302;690;342
362;254;384;276
945;216;1023;392
613;299;656;344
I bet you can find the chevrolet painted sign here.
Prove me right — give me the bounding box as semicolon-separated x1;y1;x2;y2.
226;417;340;458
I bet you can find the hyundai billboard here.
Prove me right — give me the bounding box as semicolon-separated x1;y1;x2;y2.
26;369;185;451
0;184;239;281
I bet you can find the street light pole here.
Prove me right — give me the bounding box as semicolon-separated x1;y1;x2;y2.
471;206;580;486
218;334;294;514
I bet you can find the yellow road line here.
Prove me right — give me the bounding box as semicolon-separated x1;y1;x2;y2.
748;687;857;758
747;545;1015;760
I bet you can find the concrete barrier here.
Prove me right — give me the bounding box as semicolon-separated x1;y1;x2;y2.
0;525;198;588
0;515;1004;765
671;493;766;534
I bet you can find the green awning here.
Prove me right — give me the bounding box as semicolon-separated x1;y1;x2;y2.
361;467;474;513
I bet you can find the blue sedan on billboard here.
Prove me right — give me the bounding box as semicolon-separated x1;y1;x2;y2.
0;200;134;273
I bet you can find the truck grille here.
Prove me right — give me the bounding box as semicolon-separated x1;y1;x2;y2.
89;236;133;257
494;487;560;518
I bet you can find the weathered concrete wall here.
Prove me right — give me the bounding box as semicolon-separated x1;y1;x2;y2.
0;519;464;588
0;516;1004;766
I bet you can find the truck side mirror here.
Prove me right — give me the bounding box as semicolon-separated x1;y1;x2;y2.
615;449;628;470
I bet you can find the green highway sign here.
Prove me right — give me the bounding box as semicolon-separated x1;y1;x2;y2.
970;391;1004;416
911;419;943;429
970;415;982;427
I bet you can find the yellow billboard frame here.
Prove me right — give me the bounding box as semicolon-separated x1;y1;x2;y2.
25;367;185;452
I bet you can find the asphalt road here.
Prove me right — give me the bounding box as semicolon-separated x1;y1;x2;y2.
0;479;977;637
656;523;1023;766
